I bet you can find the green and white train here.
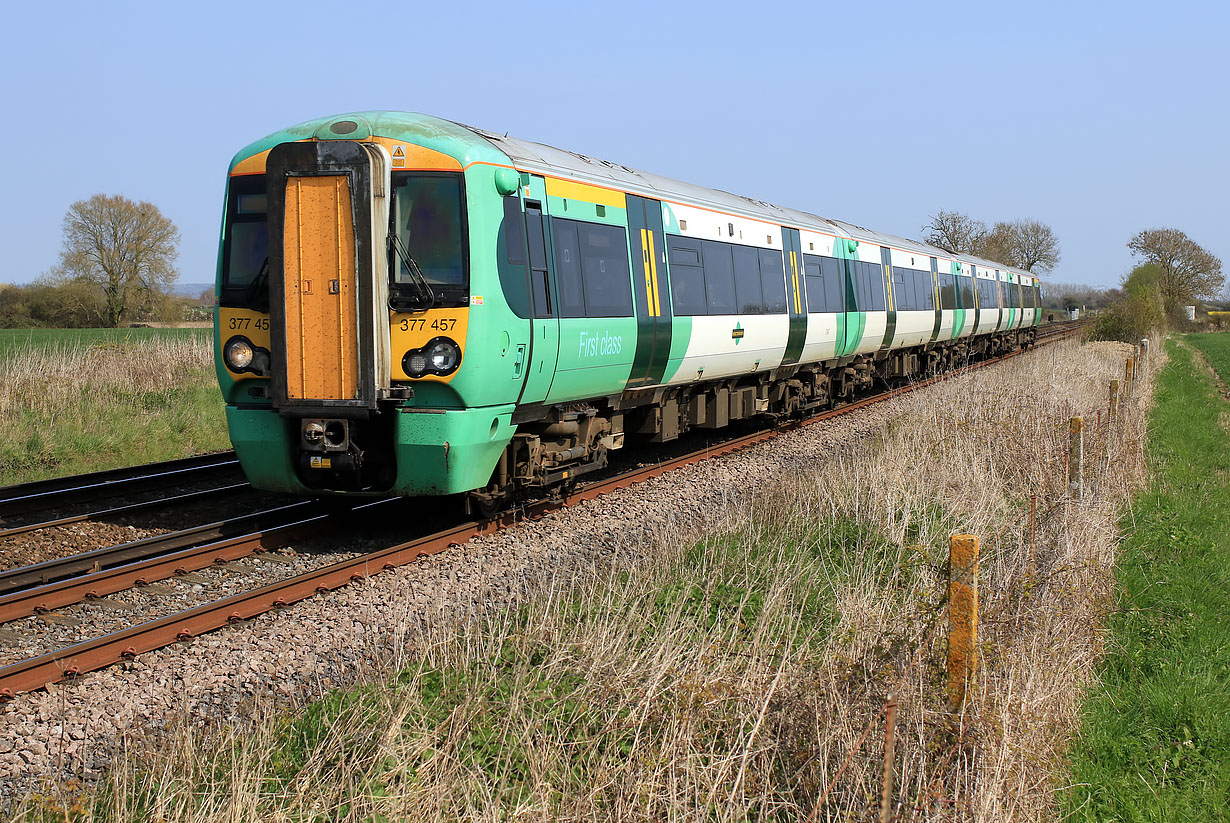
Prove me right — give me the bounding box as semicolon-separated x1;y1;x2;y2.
215;111;1041;510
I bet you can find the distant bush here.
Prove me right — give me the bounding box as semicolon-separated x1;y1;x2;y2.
1093;264;1165;343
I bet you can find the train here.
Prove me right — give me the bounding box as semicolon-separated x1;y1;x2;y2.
214;111;1041;512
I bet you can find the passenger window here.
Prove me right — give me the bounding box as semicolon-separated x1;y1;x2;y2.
759;249;787;314
821;257;845;312
667;236;706;316
867;262;886;311
702;241;737;314
503;197;524;265
578;222;634;317
733;246;764;314
552;220;585;318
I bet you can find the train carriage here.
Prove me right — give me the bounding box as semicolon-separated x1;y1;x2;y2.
214;111;1041;509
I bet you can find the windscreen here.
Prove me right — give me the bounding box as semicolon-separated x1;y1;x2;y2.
391;173;467;305
221;175;268;306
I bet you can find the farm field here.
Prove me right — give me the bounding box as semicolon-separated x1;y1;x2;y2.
0;328;228;486
1064;335;1230;820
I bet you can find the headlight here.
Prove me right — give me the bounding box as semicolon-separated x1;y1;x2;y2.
402;337;461;377
224;336;254;371
427;339;460;372
405;352;429;375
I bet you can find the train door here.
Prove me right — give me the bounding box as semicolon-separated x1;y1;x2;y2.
929;256;943;342
994;271;1006;331
265;140;391;412
518;201;560;404
626;194;673;387
879;246;896;351
968;264;980;332
780;227;807;366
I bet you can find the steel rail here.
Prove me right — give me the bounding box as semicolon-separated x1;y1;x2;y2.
0;482;253;540
0;452;242;519
0;324;1084;697
0;499;404;625
0;501;320;596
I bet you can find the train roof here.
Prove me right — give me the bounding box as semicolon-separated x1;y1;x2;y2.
231;111;1038;283
459;120;1038;282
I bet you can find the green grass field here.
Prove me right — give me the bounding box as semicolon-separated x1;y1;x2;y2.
0;327;228;487
1064;336;1230;820
1187;331;1230;385
0;326;210;352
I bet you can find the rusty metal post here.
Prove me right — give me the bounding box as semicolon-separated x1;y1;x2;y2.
947;535;979;710
880;693;898;823
1068;417;1084;500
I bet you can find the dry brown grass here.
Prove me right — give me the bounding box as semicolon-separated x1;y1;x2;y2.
10;337;1159;821
0;334;228;485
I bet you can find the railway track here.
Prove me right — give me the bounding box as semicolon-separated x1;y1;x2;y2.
0;451;243;524
0;321;1086;698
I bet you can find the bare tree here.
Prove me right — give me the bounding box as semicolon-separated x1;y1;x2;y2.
976;224;1015;267
55;194;180;327
1005;219;1061;273
1127;228;1223;313
921;210;987;255
975;220;1060;273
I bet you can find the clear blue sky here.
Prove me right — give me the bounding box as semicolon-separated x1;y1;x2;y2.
3;0;1227;291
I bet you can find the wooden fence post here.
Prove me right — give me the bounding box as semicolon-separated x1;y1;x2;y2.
1109;379;1119;422
1125;358;1135;398
947;535;979;711
1068;417;1084;500
880;693;898;823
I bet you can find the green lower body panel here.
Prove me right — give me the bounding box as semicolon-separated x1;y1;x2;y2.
226;404;517;497
393;405;517;495
226;406;311;495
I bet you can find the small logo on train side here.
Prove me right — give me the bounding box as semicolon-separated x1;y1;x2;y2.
470;295;484;305
732;323;744;344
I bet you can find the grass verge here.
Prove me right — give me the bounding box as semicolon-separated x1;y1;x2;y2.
1063;337;1230;820
9;338;1156;821
0;329;228;486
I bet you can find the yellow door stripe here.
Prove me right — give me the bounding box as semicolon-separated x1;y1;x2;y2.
647;229;661;317
640;229;654;316
790;251;802;315
884;263;894;311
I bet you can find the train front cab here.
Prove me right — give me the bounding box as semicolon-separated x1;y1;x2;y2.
215;124;519;498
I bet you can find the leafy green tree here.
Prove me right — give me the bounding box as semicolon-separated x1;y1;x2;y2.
1127;228;1223;314
1094;264;1166;343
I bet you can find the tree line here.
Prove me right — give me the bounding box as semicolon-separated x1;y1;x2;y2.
921;209;1224;341
1;193;202;329
921;210;1062;273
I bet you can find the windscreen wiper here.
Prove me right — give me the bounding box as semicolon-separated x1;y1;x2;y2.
388;233;435;311
246;257;270;313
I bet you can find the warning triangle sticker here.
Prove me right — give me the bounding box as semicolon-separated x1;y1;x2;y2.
392;146;405;158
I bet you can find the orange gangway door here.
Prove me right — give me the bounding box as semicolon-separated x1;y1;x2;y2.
281;174;359;401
